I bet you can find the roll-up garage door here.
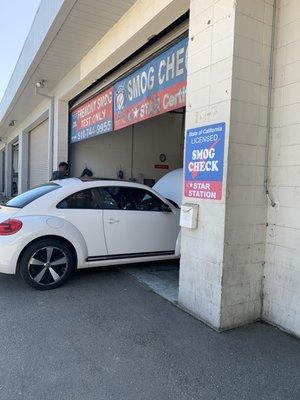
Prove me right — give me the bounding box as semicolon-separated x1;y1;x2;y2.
29;119;49;188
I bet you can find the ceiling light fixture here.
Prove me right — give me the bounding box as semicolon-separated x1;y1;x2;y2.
35;79;46;88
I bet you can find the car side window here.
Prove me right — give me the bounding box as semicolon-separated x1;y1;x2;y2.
96;187;119;210
57;188;100;209
104;186;167;212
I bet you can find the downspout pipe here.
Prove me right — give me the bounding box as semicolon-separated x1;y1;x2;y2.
265;0;277;208
35;86;54;181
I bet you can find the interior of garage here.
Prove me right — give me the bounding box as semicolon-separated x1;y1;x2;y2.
69;107;185;303
70;108;184;185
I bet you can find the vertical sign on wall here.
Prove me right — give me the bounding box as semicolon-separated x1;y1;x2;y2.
184;122;226;200
70;87;113;143
113;37;188;130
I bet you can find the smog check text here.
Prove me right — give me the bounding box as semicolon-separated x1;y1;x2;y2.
187;132;220;174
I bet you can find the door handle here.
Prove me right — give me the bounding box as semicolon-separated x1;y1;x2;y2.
107;218;119;224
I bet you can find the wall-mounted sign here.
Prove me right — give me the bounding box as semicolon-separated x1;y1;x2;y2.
113;37;188;130
184;122;225;201
70;87;113;143
154;164;169;169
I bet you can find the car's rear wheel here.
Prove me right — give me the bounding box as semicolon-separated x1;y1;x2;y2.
19;238;75;290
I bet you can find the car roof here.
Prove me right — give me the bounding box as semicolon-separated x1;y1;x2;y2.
51;177;118;187
50;177;153;191
78;177;120;182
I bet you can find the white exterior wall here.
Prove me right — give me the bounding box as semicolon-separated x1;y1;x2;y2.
221;0;273;329
263;0;300;337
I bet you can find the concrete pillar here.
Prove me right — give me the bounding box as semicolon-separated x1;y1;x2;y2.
179;0;272;330
47;100;54;181
53;98;69;170
4;142;12;197
0;149;4;193
18;132;29;193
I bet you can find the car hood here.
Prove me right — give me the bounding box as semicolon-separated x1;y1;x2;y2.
153;168;183;207
0;205;20;223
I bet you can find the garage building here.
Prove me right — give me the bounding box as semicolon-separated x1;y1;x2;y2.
0;0;299;338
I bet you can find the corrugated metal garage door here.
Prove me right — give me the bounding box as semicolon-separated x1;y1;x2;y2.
29;119;49;188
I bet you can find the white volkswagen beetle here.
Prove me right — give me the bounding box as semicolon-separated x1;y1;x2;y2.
0;177;181;290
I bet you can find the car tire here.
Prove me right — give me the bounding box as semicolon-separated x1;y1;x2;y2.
19;238;75;290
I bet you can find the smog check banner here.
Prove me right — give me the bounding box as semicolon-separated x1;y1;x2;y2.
70;87;113;143
184;123;226;201
113;37;188;130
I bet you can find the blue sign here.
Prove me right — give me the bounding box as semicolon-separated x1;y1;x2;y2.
184;122;226;200
114;37;188;129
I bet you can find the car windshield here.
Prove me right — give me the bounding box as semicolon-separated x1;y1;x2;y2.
5;184;60;208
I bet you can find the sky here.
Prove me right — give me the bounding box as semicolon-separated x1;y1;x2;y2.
0;0;41;102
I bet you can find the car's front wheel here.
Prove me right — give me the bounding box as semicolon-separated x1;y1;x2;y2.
19;238;75;290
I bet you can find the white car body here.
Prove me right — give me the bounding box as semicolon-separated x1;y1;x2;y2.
0;178;181;278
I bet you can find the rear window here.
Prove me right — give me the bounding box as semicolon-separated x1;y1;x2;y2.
5;184;60;208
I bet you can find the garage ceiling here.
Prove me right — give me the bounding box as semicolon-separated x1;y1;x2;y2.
0;0;135;138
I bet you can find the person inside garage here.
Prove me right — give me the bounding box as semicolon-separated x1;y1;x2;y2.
52;162;70;180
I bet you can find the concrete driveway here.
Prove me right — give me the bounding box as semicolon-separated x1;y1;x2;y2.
0;267;299;400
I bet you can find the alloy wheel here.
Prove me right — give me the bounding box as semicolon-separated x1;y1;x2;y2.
28;246;69;286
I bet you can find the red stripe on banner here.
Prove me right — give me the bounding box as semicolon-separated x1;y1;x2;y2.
114;81;186;130
184;181;223;200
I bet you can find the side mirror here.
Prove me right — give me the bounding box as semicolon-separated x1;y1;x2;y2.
162;203;172;212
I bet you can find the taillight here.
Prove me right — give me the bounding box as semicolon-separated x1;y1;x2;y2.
0;219;23;235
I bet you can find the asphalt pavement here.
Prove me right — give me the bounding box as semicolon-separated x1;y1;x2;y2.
0;266;299;400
